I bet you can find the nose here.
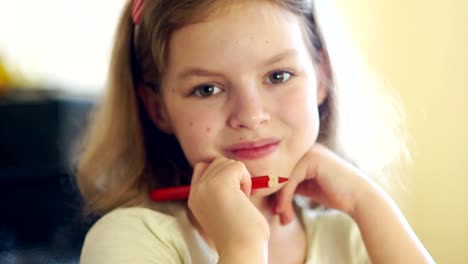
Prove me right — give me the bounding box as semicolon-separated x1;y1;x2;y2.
227;86;271;130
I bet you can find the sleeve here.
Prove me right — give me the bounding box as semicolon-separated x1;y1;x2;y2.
325;211;371;264
80;207;188;264
304;209;371;264
348;219;371;264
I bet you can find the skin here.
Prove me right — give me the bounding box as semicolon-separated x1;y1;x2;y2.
139;1;435;263
158;4;325;188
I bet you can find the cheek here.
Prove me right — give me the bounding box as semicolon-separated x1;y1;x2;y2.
280;87;321;164
278;85;320;130
172;109;219;165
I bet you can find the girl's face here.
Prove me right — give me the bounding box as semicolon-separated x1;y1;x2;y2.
153;1;327;192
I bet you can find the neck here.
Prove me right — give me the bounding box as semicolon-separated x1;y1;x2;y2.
249;194;278;223
249;194;300;227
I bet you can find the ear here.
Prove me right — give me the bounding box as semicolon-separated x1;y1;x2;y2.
137;85;173;134
316;51;330;106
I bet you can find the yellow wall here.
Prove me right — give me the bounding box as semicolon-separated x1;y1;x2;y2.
334;0;468;263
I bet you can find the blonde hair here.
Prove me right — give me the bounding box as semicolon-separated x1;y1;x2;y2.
75;0;409;216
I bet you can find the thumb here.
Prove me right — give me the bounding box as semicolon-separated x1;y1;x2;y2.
237;162;253;197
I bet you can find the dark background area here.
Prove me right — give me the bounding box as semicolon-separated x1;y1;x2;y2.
0;89;98;263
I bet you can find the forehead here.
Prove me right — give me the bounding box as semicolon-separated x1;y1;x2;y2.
165;1;309;73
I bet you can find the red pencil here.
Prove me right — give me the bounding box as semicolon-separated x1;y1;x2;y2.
150;175;288;202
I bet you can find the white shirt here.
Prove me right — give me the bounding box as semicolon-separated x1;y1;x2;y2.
80;201;369;263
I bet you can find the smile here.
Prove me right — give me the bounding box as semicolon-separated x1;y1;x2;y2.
227;139;280;160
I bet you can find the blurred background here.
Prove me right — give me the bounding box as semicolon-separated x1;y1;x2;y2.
0;1;127;263
0;0;466;263
334;0;467;263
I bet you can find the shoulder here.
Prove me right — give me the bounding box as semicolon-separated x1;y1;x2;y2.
80;207;187;264
90;206;179;236
301;207;370;264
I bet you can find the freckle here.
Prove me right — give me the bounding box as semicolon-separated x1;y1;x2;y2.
206;127;211;133
239;137;244;140
190;122;193;127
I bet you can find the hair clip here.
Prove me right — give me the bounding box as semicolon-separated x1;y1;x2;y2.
132;0;145;24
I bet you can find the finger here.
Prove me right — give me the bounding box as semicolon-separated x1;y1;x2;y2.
220;160;252;196
191;162;211;185
193;157;231;185
275;158;310;214
206;157;235;181
279;204;295;225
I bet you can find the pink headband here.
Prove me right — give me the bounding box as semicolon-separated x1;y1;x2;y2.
132;0;145;24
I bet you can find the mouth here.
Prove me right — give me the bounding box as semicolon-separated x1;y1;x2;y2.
226;139;280;160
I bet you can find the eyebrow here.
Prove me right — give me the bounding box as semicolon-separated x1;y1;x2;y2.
176;49;298;80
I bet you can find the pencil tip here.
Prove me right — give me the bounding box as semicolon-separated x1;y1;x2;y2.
278;177;288;183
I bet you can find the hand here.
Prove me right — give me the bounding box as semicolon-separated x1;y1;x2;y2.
274;144;436;263
274;143;371;225
188;157;270;252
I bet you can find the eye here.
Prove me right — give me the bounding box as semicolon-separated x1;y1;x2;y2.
192;84;222;97
267;71;292;84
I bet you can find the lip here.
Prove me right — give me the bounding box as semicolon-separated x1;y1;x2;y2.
226;138;280;160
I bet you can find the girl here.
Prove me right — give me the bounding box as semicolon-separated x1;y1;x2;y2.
77;0;435;263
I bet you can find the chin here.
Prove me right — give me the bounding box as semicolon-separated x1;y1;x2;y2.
245;160;292;178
